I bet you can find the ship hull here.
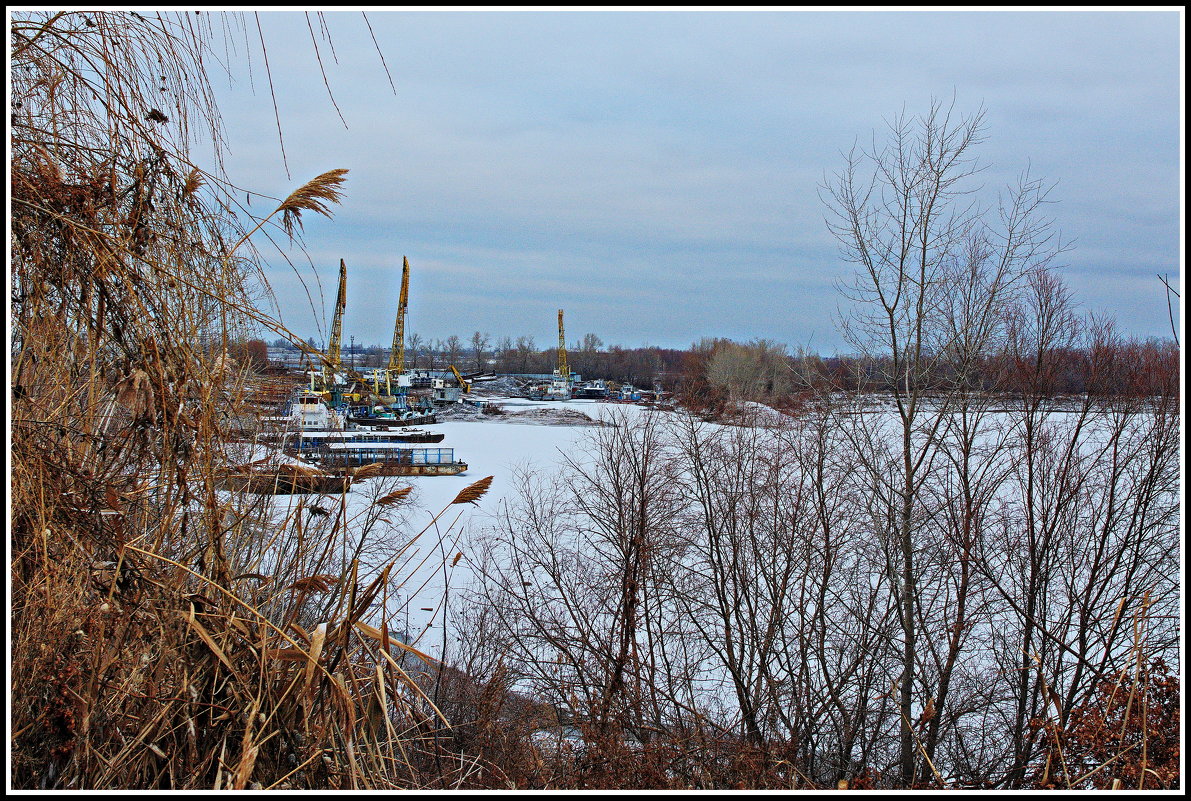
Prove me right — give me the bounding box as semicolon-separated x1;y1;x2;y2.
329;461;467;477
217;472;351;495
347;413;438;427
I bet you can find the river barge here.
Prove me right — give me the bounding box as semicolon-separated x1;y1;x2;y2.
313;443;468;477
258;427;446;456
347;410;438;427
216;463;352;495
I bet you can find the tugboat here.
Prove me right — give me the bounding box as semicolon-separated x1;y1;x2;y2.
572;379;610;399
261;390;346;432
615;383;642;401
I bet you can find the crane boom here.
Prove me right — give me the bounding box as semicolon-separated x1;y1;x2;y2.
327;258;347;379
448;364;471;393
557;308;569;380
387;256;411;374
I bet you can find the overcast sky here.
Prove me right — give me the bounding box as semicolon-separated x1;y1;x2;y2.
203;9;1181;353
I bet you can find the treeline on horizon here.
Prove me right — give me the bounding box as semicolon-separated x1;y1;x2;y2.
248;327;1179;402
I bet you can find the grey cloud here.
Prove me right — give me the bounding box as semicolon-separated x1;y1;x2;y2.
205;10;1178;351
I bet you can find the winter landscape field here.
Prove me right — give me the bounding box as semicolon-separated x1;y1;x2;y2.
10;9;1179;792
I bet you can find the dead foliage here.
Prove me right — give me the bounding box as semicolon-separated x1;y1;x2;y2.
8;11;464;790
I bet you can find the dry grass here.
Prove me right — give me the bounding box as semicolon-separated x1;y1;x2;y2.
8;11;471;790
8;12;837;790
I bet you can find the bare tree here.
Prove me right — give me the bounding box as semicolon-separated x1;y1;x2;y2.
468;410;686;745
443;335;464;368
422;338;440;369
514;335;537;373
493;335;514;372
470;330;491;372
407;332;425;368
822;96;1063;785
972;280;1182;787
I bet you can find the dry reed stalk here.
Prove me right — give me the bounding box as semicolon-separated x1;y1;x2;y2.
10;10;537;791
451;476;494;506
376;487;414;506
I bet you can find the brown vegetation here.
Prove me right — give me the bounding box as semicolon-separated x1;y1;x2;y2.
9;11;472;790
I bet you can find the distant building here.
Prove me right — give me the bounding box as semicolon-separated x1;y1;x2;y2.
267;347;312;370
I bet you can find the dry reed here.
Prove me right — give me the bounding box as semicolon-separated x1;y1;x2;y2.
8;11;473;790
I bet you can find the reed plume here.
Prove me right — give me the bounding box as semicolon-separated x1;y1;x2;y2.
278;167;349;236
182;167;205;198
451;476;494;506
225;168;349;257
351;462;387;481
376;487;414;506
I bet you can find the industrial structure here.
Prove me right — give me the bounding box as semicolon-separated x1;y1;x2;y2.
544;308;572;399
327;258;347;388
380;255;413;401
526;309;574;400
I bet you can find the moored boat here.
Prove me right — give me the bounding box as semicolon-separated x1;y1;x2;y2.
258;427;446;456
313;443;468;477
216;462;352;494
261;390;346;432
347;411;438;427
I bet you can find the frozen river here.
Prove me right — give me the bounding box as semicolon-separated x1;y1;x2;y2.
279;397;641;657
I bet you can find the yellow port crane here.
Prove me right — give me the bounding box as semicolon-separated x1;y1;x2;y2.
306;259;371;404
537;308;572;400
289;261;345;393
557;308;569;382
326;258;347;386
448;364;471;393
384;256;412;394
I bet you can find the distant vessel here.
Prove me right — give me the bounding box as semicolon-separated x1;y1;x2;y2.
346;406;438;427
258;426;446;456
261;390;346;432
572;379;610;399
313;443;468;477
615;383;642;401
528;370;573;400
217;462;351;495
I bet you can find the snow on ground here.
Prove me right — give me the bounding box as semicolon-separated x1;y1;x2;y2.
383;398;652;654
239;398;647;658
231;394;1135;660
397;398;616;511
